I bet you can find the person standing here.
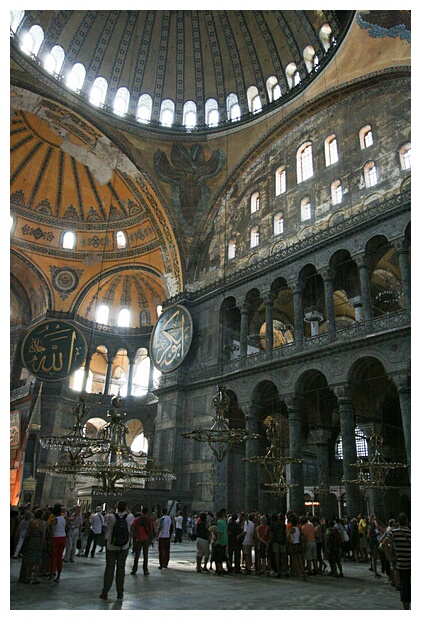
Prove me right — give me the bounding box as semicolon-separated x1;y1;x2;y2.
157;508;172;569
214;508;229;575
85;506;104;558
19;508;46;584
130;506;151;576
174;511;183;543
383;512;411;610
64;505;83;563
12;510;32;559
48;503;68;583
100;501;134;601
195;512;211;572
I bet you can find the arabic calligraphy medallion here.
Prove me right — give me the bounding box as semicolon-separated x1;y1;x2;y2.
21;320;88;382
150;305;193;373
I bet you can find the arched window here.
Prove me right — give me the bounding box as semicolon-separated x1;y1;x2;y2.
319;23;333;52
10;10;25;33
227;93;241;122
399;143;411;170
274;212;284;236
131;433;149;454
160;99;175;127
140;310;150;326
297;142;314;183
205;99;219;127
21;24;44;56
96;304;110;325
90;77;108;107
331;180;343;205
285;62;301;89
44;44;65;75
113;87;130;117
359;125;374;149
183;100;197;128
303;45;319;72
10;215;15;232
116;230;126;249
70;366;93;393
250;225;260;248
335;426;368;460
364;161;378;187
156;305;163;318
250;191;260;214
228;237;237;260
118;308;131;327
66;63;85;93
266;76;281;102
300;197;311;221
62;230;75;250
136;94;152;123
275;166;286;195
247;86;261;114
325;134;339;166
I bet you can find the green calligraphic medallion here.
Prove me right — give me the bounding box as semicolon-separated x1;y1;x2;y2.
21;320;87;382
150;305;193;373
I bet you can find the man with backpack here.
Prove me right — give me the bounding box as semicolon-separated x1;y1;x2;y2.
99;501;134;601
325;518;344;578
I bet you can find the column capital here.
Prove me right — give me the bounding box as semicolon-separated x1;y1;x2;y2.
238;300;252;314
309;428;332;445
393;238;410;254
332;383;354;403
262;291;276;304
319;266;336;281
353;252;368;268
289;280;304;294
390;372;410;394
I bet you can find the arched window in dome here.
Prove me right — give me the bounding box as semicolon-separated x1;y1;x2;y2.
44;45;65;76
364;161;378;188
160;99;175;127
325;134;339;166
303;45;319;73
300;196;312;222
21;24;44;56
183;100;197;129
275;166;286;196
140;310;150;326
205;99;219;127
118;308;131;328
116;230;126;249
399;143;411;170
90;77;108;107
319;23;333;52
285;62;301;89
247;86;262;114
297;142;314;183
359;124;374;149
227;93;241;122
156;305;163;318
10;11;25;34
228;237;237;260
331;179;343;205
62;230;75;250
96;304;110;325
136;94;152;123
66;63;86;93
266;76;281;102
113;87;130;117
10;216;15;232
250;225;260;249
274;211;284;236
250;191;260;214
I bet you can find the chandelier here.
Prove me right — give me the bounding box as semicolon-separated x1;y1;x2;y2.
345;430;407;494
196;462;226;499
181;385;259;462
38;394;175;495
244;415;303;497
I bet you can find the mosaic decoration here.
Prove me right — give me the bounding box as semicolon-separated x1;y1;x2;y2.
21;224;54;242
357;11;411;42
51;267;82;300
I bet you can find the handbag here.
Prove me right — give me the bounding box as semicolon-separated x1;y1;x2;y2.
76;537;82;550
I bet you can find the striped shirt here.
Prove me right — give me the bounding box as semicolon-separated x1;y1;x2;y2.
387;526;411;570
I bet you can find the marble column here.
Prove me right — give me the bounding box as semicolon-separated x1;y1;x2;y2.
290;281;304;346
239;301;251;358
104;354;114;395
394;239;411;310
285;395;305;515
333;385;360;518
309;429;332;517
354;254;373;321
81;352;92;394
262;291;275;352
242;405;259;512
127;357;135;396
320;267;336;339
392;373;411;481
349;296;364;322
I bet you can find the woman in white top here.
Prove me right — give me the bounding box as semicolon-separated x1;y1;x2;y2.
48;503;68;582
238;514;255;574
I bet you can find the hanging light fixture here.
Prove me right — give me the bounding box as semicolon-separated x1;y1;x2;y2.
196;461;226;499
182;385;259;462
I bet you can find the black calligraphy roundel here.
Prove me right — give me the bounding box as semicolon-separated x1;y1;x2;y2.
21;319;87;382
150;305;193;373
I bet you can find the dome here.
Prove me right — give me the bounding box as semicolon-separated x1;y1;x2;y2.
11;10;354;133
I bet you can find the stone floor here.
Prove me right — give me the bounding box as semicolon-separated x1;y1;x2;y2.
10;541;407;611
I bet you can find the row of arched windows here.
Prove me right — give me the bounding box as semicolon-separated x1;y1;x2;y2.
11;12;336;130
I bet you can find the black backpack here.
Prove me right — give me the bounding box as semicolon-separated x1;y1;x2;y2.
111;513;129;547
272;522;286;545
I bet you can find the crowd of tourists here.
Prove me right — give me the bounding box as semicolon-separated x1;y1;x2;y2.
10;503;411;609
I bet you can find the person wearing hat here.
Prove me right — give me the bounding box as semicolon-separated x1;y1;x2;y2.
84;505;105;558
